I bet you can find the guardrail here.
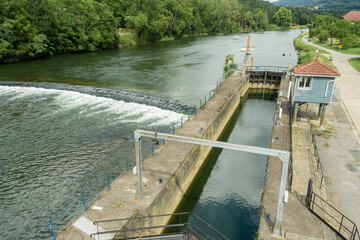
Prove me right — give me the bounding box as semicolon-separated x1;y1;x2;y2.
246;65;288;73
306;179;360;240
91;212;229;240
30;67;234;239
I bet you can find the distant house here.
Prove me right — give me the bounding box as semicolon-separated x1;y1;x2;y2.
342;11;360;22
291;57;340;128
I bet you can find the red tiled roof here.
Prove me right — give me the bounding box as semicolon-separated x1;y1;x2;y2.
292;57;340;76
342;11;360;22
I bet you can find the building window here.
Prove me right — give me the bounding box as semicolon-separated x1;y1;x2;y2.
298;76;312;89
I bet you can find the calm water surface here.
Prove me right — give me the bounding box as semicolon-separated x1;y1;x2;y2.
0;30;303;238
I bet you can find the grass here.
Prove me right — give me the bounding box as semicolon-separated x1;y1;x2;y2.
310;38;360;55
294;33;336;69
160;36;175;42
117;33;139;47
349;58;360;72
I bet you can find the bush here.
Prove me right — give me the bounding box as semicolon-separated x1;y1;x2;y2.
341;34;359;49
229;62;237;69
318;30;330;43
223;64;230;72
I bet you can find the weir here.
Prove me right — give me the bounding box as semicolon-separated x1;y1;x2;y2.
55;62;290;239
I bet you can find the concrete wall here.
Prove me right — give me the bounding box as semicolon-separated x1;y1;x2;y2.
121;75;251;236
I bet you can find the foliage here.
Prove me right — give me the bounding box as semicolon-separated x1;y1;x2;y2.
273;7;292;27
293;33;335;69
0;0;118;63
349;58;360;72
318;30;330;43
309;14;360;53
341;34;359;49
274;0;360;10
0;0;318;63
118;34;138;46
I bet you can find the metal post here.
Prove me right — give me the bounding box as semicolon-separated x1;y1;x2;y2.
339;215;344;233
172;123;175;135
152;144;154;156
134;131;144;200
181;117;183;128
126;157;129;172
49;221;55;240
82;193;86;212
273;157;289;236
107;173;110;190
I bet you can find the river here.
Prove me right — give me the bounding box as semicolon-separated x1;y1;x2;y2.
0;29;303;239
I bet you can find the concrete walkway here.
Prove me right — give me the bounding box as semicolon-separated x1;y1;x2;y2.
302;35;360;142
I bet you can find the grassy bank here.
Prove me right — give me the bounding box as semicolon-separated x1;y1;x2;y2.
294;33;335;68
349;58;360;72
310;38;360;55
117;34;139;47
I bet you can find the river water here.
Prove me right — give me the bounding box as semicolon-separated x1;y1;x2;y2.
0;30;303;239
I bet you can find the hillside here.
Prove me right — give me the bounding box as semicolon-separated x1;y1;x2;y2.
274;0;360;10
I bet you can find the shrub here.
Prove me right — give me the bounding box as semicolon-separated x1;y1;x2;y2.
341;34;358;49
318;30;330;43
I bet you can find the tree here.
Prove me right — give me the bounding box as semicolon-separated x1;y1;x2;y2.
341;34;358;49
318;30;329;43
273;7;292;27
334;20;352;39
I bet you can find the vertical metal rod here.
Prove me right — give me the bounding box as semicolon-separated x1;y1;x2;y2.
273;159;289;236
172;123;175;135
107;173;110;190
82;193;86;212
135;133;144;200
152;144;154;157
49;221;55;240
339;215;344;233
126;157;129;172
181;117;183;128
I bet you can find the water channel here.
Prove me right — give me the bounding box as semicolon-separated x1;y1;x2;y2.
0;29;303;239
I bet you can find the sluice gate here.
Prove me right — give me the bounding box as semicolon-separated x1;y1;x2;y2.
246;66;288;89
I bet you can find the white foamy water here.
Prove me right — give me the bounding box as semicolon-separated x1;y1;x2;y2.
0;85;184;126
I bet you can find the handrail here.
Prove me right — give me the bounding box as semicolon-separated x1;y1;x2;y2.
90;223;186;237
307;179;360;240
94;212;189;225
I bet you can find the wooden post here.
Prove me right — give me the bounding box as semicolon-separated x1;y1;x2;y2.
292;102;299;126
320;104;328;129
318;104;324;120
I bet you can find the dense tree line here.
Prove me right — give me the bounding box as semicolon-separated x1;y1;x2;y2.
310;15;360;48
0;0;313;63
275;0;360;10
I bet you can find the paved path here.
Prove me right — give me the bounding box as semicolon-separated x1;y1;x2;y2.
302;35;360;142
